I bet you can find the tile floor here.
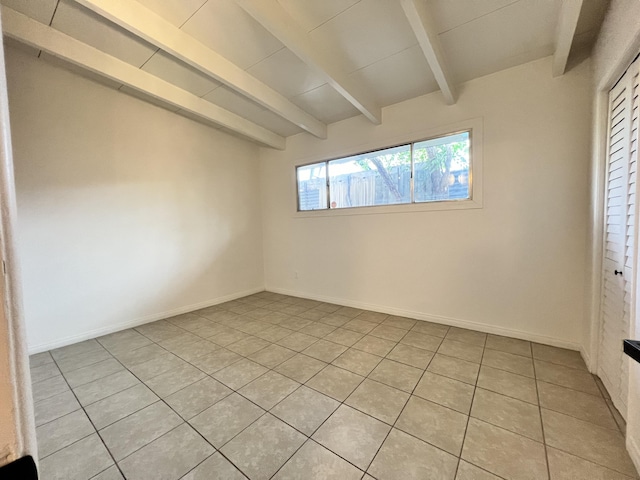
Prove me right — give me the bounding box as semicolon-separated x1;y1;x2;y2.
30;292;639;480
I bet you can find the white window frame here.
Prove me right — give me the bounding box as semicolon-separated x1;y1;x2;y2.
293;118;483;217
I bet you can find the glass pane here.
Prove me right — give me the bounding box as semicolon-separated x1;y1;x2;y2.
328;144;411;209
297;162;327;211
414;131;471;203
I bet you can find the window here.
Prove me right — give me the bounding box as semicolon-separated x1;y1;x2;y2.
296;130;472;212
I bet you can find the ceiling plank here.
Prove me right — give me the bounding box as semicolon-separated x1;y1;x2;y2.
400;0;456;105
2;7;285;149
236;0;382;125
552;0;583;77
73;0;326;139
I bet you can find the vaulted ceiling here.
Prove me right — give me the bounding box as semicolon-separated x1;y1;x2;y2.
1;0;609;148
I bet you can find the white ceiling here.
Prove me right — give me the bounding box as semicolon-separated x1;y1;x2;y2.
2;0;609;141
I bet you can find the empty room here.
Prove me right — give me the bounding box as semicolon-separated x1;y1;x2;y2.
0;0;639;479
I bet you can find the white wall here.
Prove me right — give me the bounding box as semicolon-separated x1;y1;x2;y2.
5;46;265;353
588;0;640;471
260;56;592;349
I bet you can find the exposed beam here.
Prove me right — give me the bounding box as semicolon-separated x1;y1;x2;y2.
74;0;326;139
401;0;456;105
552;0;583;77
236;0;382;125
1;7;286;149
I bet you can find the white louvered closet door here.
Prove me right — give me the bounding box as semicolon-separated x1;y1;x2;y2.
599;55;640;420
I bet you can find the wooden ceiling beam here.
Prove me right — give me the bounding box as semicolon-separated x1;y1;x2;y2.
236;0;382;125
74;0;326;138
401;0;457;105
552;0;584;77
2;7;286;149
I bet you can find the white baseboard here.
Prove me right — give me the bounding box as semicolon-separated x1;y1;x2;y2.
267;287;582;351
628;435;640;477
28;286;265;354
580;346;593;373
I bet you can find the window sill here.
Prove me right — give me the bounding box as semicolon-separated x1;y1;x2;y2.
293;197;482;218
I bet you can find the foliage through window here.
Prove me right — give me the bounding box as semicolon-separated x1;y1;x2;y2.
297;130;471;211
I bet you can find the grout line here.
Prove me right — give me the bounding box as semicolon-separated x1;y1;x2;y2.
47;354;128;479
36;291;623;479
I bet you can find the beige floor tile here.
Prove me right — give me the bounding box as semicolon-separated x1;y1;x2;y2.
190;348;242;374
72;370;140;406
30;351;54;368
369;324;408;342
396;396;468;455
36;409;95;458
34;390;80;426
275;353;327;383
343;318;378;334
532;344;586;370
190;393;264;447
279;317;313;330
212;358;268;390
455;461;502;479
64;358;125;388
271;385;339;435
92;465;124;480
353;335;397;356
248;343;297;368
181;452;246;480
411;321;449;338
369;359;423;392
332;348;383;376
400;331;443;351
299;322;336;337
100;402;182;461
51;339;105;362
32;375;70;404
208;329;251;346
222;414;306;480
323;327;365;346
335;306;364;318
346;379;410;424
485;335;532;357
313;405;390;470
277;332;318;351
320;313;351;327
387;343;434;369
255;325;295;343
129;354;189;382
368;428;458;480
358;311;389;323
537;381;618;429
168;339;219;363
476;365;538;404
55;348;112;374
306;365;364;401
471;388;542;441
85;384;158;429
119;424;214;480
414;371;475;414
438;339;484;363
98;330;152;355
428;354;480;385
534;360;600;395
461;418;548;480
482;349;534;377
239;371;300;410
143;363;206;398
226;336;271;356
39;434;113;480
274;440;364;480
383;315;417;330
445;327;487;346
302;339;348;362
546;447;637;480
541;409;637;477
165;377;232;420
116;344;173;367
